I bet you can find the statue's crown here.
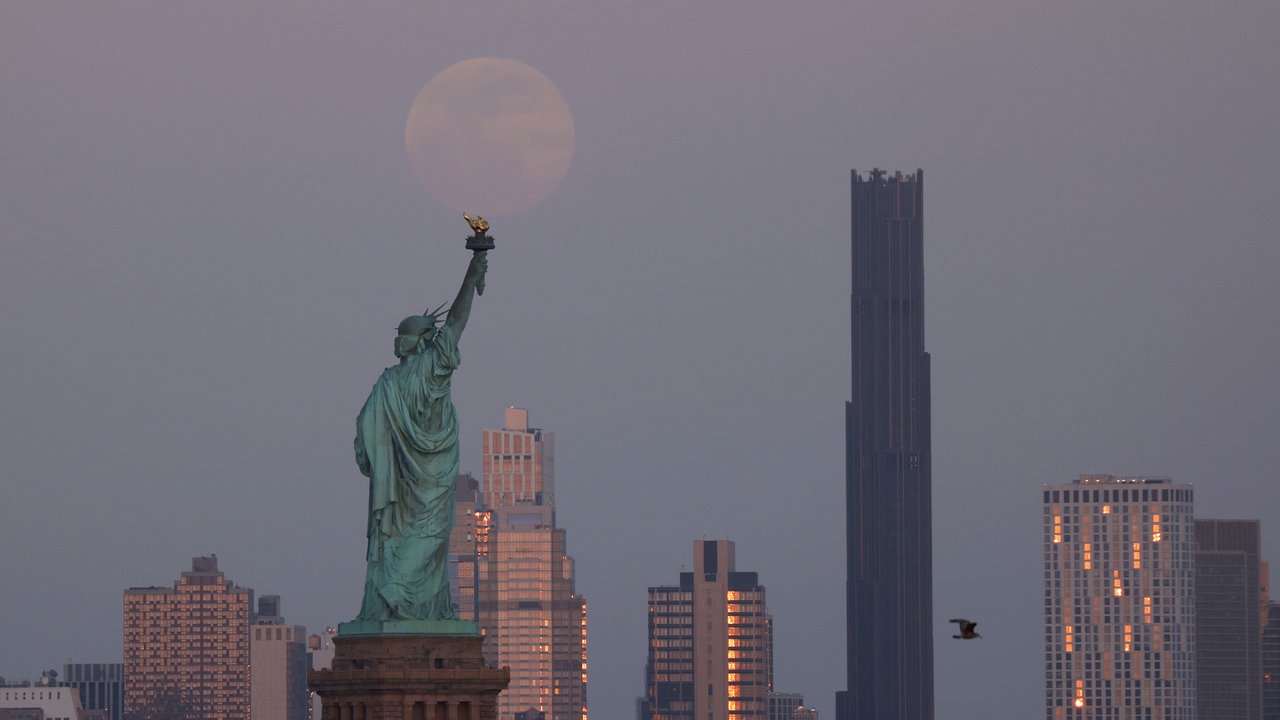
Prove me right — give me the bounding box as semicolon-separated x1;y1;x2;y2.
397;303;449;336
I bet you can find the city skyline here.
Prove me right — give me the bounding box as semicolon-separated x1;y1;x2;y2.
4;4;1280;720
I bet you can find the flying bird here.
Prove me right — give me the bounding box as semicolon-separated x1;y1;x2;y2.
950;618;981;639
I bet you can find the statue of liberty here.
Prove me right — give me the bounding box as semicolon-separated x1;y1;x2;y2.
351;217;490;626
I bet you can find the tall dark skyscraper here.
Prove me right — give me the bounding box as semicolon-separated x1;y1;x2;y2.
840;168;932;720
1195;519;1263;720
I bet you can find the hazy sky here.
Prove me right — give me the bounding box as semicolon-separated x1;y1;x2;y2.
3;3;1279;719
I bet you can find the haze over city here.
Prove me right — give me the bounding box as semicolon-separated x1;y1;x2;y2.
3;3;1279;720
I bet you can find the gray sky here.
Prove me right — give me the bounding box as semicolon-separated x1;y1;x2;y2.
3;2;1279;719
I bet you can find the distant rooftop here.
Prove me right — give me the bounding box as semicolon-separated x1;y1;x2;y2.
1075;474;1172;485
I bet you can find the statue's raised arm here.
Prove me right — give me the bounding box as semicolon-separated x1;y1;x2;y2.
444;249;487;337
446;214;492;336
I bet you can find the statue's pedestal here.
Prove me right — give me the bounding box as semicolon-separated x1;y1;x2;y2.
309;633;509;720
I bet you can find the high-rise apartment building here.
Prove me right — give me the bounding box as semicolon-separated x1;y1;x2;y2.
1195;519;1262;720
1043;475;1196;720
641;540;773;720
841;168;932;720
63;662;123;720
123;555;253;720
473;407;587;720
249;596;309;720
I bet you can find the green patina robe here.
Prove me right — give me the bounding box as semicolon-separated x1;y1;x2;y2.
354;323;461;621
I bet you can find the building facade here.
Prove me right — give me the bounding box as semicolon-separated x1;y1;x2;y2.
123;555;253;720
841;168;932;720
0;686;84;720
63;663;123;720
306;626;337;720
1042;475;1196;720
451;472;487;622
1195;519;1262;720
768;693;816;720
1263;602;1280;720
641;540;773;720
768;694;804;720
472;407;588;720
249;597;309;720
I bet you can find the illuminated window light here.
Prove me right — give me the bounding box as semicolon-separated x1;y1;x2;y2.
1103;506;1111;514
1075;698;1085;709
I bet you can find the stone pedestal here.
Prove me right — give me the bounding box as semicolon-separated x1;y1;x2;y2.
309;634;509;720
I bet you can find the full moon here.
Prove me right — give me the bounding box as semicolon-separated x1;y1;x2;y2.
405;57;575;217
